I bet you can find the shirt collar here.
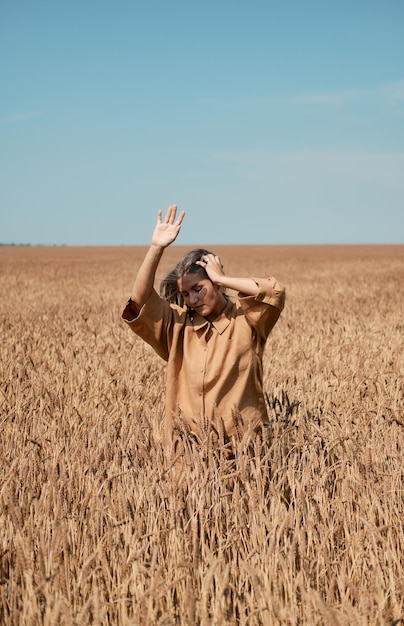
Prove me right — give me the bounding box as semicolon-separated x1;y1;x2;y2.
188;298;233;335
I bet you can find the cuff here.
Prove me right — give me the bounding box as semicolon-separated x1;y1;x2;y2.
122;298;140;323
240;277;285;311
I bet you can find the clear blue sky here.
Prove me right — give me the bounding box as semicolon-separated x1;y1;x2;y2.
1;0;403;245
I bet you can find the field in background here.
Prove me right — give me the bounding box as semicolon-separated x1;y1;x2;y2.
1;244;403;625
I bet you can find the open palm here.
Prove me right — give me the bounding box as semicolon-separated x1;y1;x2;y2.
151;205;185;248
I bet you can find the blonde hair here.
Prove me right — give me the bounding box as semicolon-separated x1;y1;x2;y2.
160;248;214;306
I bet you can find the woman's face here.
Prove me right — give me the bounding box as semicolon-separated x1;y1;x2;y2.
177;272;226;321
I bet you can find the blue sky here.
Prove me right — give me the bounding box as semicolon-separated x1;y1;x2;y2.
1;0;403;245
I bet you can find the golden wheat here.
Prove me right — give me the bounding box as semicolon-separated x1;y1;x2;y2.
0;244;403;625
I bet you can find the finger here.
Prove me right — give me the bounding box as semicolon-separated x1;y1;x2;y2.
157;210;163;224
175;210;185;225
168;204;177;222
163;205;175;223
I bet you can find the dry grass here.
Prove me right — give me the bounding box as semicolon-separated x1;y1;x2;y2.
0;244;403;625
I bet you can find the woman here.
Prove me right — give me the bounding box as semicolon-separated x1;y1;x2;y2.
122;205;285;451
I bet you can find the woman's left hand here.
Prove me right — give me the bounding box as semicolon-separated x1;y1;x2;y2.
197;253;225;284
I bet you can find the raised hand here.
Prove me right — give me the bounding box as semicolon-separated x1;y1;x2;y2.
196;253;259;296
196;253;225;284
151;205;185;249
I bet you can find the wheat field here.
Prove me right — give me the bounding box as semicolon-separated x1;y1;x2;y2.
1;244;403;626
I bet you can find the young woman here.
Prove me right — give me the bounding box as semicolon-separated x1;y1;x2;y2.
122;205;285;451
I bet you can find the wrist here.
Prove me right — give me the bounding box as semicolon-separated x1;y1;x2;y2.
150;242;165;253
214;275;229;289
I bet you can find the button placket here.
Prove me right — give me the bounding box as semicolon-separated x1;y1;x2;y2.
199;323;211;407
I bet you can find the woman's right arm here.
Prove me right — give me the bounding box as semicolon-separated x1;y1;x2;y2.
131;205;185;310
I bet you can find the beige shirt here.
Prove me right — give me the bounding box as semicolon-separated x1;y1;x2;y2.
122;277;285;443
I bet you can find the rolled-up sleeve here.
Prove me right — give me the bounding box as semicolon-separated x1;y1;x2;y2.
122;299;140;323
238;277;285;339
122;290;173;361
251;277;285;311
